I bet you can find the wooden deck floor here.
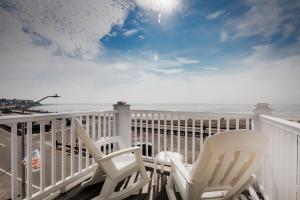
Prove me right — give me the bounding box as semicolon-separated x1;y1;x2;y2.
55;163;178;200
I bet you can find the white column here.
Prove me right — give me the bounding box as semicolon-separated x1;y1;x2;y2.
113;101;131;147
252;103;273;131
252;103;273;192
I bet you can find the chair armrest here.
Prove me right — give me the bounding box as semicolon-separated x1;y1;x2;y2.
99;146;141;161
166;152;193;184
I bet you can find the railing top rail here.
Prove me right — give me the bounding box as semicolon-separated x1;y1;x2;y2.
0;110;115;124
259;114;300;136
130;109;252;118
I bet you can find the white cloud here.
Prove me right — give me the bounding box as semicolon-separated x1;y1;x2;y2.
123;29;139;37
219;31;228;42
112;63;132;70
0;0;133;59
207;10;225;20
175;57;199;64
203;67;219;71
225;0;300;39
138;35;145;39
153;68;184;74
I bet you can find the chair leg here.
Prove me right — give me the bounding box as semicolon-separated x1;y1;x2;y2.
166;174;177;200
95;178;115;200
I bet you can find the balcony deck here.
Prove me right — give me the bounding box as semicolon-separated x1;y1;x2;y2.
56;162;173;200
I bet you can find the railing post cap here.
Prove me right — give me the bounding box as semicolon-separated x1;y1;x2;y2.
253;103;273;115
113;101;130;110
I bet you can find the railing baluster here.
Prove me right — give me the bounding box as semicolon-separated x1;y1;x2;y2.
103;114;106;154
158;114;160;154
61;118;66;180
98;114;101;141
208;117;211;136
170;114;174;152
92;115;96;164
51;120;57;185
40;121;46;191
134;114;137;146
200;119;203;151
236;118;239;130
152;114;155;158
70;118;75;175
245;118;249;130
11;123;18;199
26;122;33;198
113;113;116;152
177;116;180;153
164;114;167;152
78;116;82;172
86;116;90;167
146;114;149;157
226;117;230;131
140;113;143;151
192;118;195;164
108;114;111;154
185;118;187;164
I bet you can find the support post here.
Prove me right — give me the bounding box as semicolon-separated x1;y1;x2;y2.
252;103;273;191
113;102;131;147
252;103;273;131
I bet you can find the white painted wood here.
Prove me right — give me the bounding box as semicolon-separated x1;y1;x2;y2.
246;118;250;130
108;114;111;154
226;117;230;131
40;121;46;191
146;113;149;157
157;113;160;154
85;116;90;167
103;114;107;155
51;120;57;186
78;117;83;172
200;120;203;151
152;114;155;158
184;119;187;164
170;114;174;152
177;116;180;154
140;113;143;149
92;115;96;162
209;117;211;136
192;118;195;164
164;114;167;152
134;114;137;145
10;123;18;200
61;118;66;180
71;118;75;174
217;118;220;133
26;122;33;198
236;119;240;130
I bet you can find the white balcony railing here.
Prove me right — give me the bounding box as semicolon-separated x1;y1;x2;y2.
130;110;252;164
0;110;116;200
255;114;300;200
0;102;299;200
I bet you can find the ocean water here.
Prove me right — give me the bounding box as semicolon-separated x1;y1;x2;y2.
31;103;300;115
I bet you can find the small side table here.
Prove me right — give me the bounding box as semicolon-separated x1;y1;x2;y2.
153;151;184;185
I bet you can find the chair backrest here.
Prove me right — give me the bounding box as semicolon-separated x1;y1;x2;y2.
74;118;104;160
190;130;268;199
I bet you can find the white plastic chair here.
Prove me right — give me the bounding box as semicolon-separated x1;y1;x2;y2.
75;118;150;200
166;130;268;200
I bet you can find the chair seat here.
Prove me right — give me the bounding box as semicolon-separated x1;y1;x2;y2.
155;151;184;165
111;153;136;170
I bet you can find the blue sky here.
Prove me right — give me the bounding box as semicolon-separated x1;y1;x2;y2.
0;0;300;104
